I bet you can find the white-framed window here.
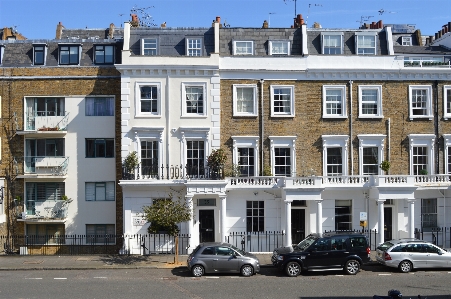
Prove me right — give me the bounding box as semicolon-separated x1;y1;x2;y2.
141;38;157;55
135;82;161;116
33;44;47;65
358;85;382;118
86;97;114;116
94;45;114;64
443;86;451;119
246;201;264;232
402;36;412;46
358;135;385;175
444;134;451;174
408;134;435;175
322;135;349;176
233;84;257;116
323;85;347;118
409;85;433;119
421;198;437;229
321;33;343;54
133;127;164;178
232;136;259;177
58;44;81;65
85;182;115;201
0;46;4;65
186;38;202;56
233;41;254;55
355;33;377;55
180;127;210;178
182;82;206;116
269;136;297;177
269;41;290;55
270;85;294;117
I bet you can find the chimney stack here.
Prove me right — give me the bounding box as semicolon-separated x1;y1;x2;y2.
293;14;304;28
130;14;139;27
55;21;64;39
262;20;268;29
108;23;115;39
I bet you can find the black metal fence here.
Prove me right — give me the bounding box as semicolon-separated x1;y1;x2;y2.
1;234;191;256
415;227;451;248
226;231;285;252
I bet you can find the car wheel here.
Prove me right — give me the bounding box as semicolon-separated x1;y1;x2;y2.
399;260;413;273
344;259;360;275
285;261;301;277
191;265;204;277
240;265;253;277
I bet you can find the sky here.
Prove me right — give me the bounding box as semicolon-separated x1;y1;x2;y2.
0;0;451;40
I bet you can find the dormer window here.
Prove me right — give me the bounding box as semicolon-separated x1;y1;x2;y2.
141;38;157;55
186;38;202;56
269;41;290;55
402;36;412;46
355;32;377;55
0;46;4;65
94;45;114;64
33;44;47;65
321;32;343;55
59;44;80;65
233;41;254;55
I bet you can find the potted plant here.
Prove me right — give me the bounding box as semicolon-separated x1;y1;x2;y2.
123;151;139;178
263;165;273;176
207;148;227;179
380;160;390;175
419;169;428;175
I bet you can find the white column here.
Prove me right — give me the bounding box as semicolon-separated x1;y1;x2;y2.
407;199;415;239
185;195;194;253
377;199;385;245
220;195;227;242
284;199;292;247
316;200;323;236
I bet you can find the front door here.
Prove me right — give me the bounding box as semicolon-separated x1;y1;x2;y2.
291;209;305;244
199;210;215;243
384;207;393;242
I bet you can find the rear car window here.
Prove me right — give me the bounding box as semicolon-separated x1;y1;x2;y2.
349;237;367;248
201;246;215;255
377;241;394;251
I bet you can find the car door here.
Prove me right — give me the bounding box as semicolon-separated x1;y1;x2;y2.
213;246;240;273
303;238;331;269
327;236;348;267
198;246;217;273
424;244;451;268
404;243;428;268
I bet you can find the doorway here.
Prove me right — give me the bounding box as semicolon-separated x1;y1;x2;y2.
291;209;305;244
384;206;393;242
199;210;215;242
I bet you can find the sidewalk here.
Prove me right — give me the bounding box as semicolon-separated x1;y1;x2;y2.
0;251;378;271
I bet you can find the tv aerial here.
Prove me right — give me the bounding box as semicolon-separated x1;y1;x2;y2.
378;9;397;15
357;15;374;27
306;3;322;25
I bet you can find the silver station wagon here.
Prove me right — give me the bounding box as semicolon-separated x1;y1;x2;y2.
187;242;260;277
376;239;451;273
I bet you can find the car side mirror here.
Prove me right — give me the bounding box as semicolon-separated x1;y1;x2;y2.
232;253;237;258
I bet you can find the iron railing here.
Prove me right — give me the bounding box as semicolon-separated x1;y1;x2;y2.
122;164;225;180
226;231;285;252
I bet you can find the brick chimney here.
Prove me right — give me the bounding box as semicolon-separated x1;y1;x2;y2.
55;22;65;39
161;22;166;28
293;14;305;28
262;20;268;29
130;14;139;27
108;23;115;39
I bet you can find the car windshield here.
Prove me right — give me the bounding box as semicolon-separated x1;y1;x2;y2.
295;235;318;250
230;244;247;256
377;241;394;251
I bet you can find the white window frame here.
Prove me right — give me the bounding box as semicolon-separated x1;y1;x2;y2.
232;136;259;177
358;85;383;118
357;135;385;175
409;85;433;120
443;134;451;174
355;32;377;55
233;84;258;116
269;136;297;177
323;85;347;118
186;37;202;56
321;32;343;55
33;44;47;66
182;82;207;117
408;134;435;175
0;46;4;65
443;86;451;119
133;127;164;179
85;182;115;201
268;40;290;55
135;82;161;117
141;38;158;55
322;135;349;176
233;41;254;55
180;127;210;178
402;36;412;46
270;85;295;117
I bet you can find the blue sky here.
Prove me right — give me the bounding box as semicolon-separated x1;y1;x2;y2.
1;0;450;40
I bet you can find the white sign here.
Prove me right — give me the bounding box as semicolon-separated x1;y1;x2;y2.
133;217;147;226
359;212;367;221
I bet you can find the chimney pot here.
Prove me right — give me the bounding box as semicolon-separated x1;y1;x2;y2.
216;16;221;23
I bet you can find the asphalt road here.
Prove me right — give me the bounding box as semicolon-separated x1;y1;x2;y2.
1;265;450;299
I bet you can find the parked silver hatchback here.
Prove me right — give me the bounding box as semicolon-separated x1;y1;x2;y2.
376;239;451;273
187;242;260;277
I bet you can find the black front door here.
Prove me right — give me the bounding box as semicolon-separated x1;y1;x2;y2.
384;207;393;242
199;210;215;243
291;209;305;244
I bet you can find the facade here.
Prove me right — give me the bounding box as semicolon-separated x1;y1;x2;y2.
0;24;123;252
120;16;451;254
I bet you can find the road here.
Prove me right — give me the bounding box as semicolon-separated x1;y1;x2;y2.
0;265;450;299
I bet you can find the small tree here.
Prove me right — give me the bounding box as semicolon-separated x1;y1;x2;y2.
380;160;390;175
142;194;192;263
207;148;227;179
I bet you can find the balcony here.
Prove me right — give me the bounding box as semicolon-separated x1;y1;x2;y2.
23;112;69;132
404;61;451;68
18;200;69;222
122;164;225;181
23;156;69;176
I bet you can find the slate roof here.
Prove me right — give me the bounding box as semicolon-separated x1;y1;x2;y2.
393;45;451;55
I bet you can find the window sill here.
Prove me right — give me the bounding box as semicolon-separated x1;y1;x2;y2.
233;114;258;118
181;115;208;119
134;114;162;118
322;115;348;119
409;116;433;121
270;114;295;118
359;115;383;119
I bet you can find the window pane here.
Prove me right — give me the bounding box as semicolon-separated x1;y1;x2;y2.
327;147;342;176
186;86;204;114
246;200;264;232
236;87;254;113
274;148;291;176
326;89;342;115
238;148;255;176
335;199;352;230
361;89;378;115
273;88;291;114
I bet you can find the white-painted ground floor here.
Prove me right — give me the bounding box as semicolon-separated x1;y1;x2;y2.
121;182;451;254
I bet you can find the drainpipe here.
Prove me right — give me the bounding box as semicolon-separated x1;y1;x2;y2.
349;80;354;175
387;118;391;172
260;79;264;175
434;80;439;174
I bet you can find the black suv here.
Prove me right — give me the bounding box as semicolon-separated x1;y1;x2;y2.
272;232;371;276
